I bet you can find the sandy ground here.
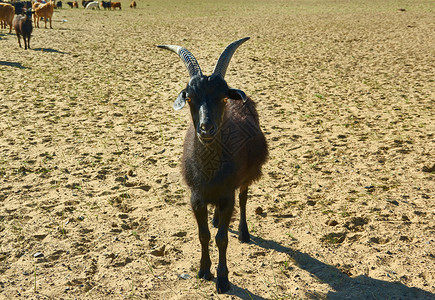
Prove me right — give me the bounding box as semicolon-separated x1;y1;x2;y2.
0;0;434;299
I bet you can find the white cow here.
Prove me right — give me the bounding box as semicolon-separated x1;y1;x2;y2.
85;1;99;9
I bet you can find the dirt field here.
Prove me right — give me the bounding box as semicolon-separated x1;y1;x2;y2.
0;0;434;299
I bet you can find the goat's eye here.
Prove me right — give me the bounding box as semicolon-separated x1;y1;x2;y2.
223;97;229;103
186;97;191;103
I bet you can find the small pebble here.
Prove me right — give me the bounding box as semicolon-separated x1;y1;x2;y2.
387;199;399;206
179;273;191;280
255;207;263;215
307;200;316;206
33;252;44;258
150;245;166;257
327;220;338;226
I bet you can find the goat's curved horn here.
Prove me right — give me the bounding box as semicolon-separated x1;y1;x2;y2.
157;45;202;78
212;37;250;79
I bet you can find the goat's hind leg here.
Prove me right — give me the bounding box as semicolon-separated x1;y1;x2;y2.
16;33;22;48
238;185;250;243
212;207;219;228
192;201;212;280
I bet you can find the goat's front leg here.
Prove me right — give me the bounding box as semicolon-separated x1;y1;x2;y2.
215;197;234;293
23;36;28;50
192;201;212;280
238;186;250;243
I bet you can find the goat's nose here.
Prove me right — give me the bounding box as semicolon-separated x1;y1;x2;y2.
199;122;216;136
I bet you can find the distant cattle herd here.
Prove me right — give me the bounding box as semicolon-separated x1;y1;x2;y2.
0;0;137;49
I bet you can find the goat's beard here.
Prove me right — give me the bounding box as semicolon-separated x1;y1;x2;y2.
194;131;225;182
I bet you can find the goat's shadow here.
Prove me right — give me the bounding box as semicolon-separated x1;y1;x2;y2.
236;232;434;299
0;61;29;69
227;284;268;300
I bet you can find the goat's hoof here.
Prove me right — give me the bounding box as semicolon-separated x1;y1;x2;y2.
198;269;212;281
216;277;230;294
238;232;250;243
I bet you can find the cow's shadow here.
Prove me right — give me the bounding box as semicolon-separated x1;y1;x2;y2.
0;60;29;69
32;48;67;54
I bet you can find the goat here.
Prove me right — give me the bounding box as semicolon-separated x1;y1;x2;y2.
100;0;111;9
34;2;54;29
13;8;32;50
110;1;121;10
56;1;62;9
72;1;78;8
158;37;268;293
0;3;15;33
66;1;73;8
85;1;99;9
129;0;136;8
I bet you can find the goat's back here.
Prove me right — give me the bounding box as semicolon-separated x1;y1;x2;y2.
222;98;268;186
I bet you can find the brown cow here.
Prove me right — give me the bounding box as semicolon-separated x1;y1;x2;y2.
0;3;15;33
35;2;54;29
32;2;41;26
129;1;136;8
111;1;121;10
73;1;78;8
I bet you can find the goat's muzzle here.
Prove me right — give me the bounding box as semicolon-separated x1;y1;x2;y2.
197;121;217;143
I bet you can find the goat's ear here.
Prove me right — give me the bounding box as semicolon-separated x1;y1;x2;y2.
228;88;247;103
173;90;187;110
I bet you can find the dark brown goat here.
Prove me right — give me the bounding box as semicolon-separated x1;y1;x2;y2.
158;38;268;294
13;8;32;50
